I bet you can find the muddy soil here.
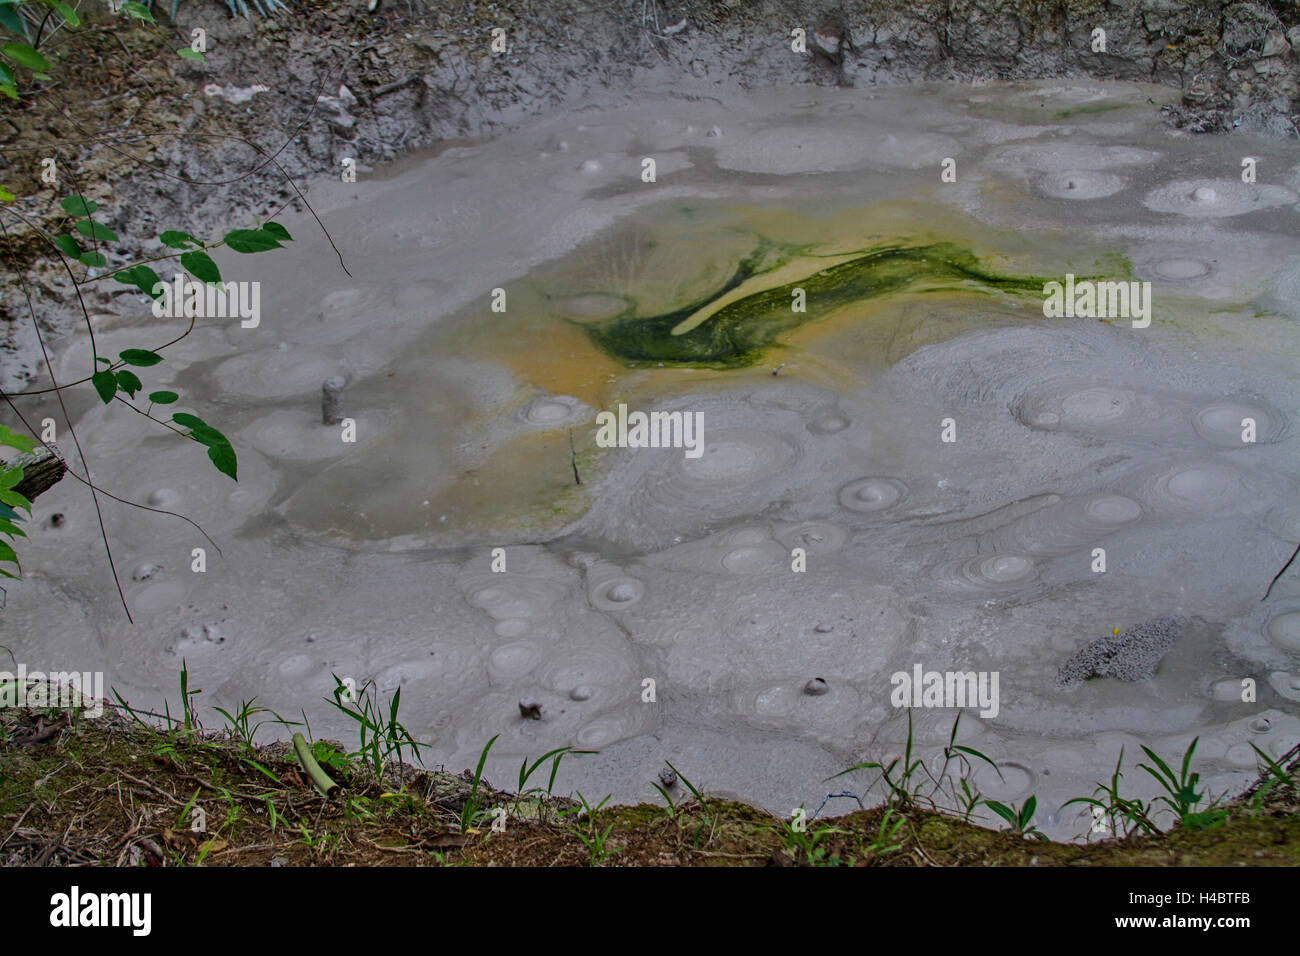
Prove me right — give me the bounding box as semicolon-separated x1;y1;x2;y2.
2;1;1298;387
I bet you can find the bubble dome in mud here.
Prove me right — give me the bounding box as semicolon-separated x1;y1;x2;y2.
1142;179;1298;217
1034;170;1126;200
838;477;907;514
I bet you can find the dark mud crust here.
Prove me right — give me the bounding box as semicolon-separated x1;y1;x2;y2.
1;1;1298;385
2;703;1298;866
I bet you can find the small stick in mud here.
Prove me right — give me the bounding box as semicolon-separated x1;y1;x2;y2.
1263;540;1300;601
322;377;346;426
569;427;581;485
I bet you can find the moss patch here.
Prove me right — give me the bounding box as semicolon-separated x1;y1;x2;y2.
3;700;1298;867
582;241;1051;369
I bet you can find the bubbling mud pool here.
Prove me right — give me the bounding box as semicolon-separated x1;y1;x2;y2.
7;80;1300;840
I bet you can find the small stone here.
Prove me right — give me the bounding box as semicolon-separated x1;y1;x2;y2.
322;377;347;426
1262;31;1290;57
132;563;161;582
814;623;833;633
804;678;829;696
658;766;677;788
569;685;593;701
518;696;543;720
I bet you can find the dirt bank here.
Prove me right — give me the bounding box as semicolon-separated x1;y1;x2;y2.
2;1;1298;387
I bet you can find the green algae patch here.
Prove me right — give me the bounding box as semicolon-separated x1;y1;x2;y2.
581;241;1050;369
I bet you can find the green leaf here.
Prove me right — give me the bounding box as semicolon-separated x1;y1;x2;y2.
983;801;1016;826
52;234;81;258
0;425;35;455
0;466;21;491
0;5;26;41
0;83;16;101
95;357;111;366
148;390;179;405
0;63;12;89
205;439;237;481
60;195;98;217
160;230;200;250
177;48;205;63
114;265;163;300
2;43;49;73
119;348;163;367
261;221;293;242
74;219;118;243
180;250;220;284
36;0;80;26
120;1;154;22
78;251;107;268
223;228;282;254
115;369;142;397
172;413;237;480
91;370;117;404
1020;795;1037;827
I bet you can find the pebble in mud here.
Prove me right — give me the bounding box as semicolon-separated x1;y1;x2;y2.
132;563;161;582
803;678;829;696
518;696;543;720
570;684;594;701
658;766;677;788
181;623;226;645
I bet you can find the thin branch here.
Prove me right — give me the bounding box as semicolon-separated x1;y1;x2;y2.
23;288;132;622
1263;541;1300;601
